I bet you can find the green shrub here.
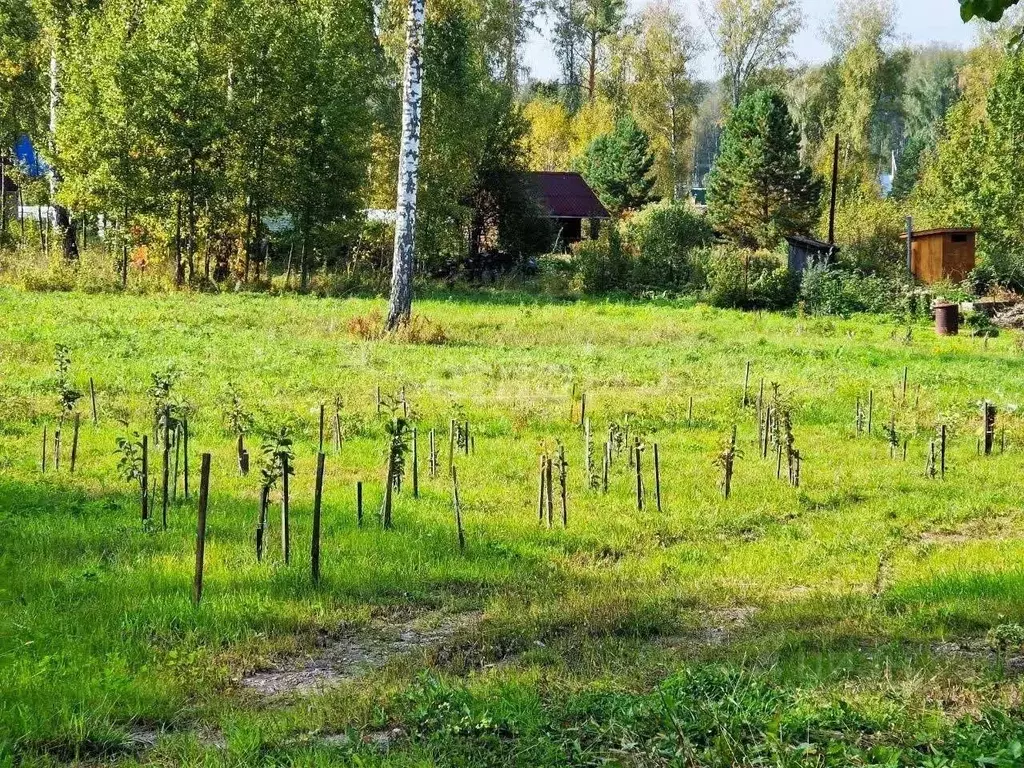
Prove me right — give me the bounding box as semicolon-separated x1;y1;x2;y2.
699;246;799;310
569;228;629;294
799;265;912;316
622;202;713;291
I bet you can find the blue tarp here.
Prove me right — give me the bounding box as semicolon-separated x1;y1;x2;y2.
14;134;47;177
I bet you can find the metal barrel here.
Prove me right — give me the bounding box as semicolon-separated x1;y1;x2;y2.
934;302;959;336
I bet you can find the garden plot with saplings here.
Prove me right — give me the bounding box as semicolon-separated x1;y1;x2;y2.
4;288;1024;766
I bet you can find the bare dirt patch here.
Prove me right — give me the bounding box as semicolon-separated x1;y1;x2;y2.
241;610;482;697
657;605;758;650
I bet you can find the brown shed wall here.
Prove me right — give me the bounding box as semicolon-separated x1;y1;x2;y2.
909;231;976;284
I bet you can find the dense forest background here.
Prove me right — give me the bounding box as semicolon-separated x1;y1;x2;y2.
1;0;1023;300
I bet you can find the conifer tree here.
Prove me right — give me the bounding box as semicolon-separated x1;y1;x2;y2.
578;116;656;213
707;89;821;249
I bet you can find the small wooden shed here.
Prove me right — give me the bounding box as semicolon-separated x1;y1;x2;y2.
901;228;977;284
785;235;837;274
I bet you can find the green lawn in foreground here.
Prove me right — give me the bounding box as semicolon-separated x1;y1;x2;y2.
2;287;1024;767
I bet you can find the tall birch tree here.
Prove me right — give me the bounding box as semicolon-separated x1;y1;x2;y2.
387;0;426;330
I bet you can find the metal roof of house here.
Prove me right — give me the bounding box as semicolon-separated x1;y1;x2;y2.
527;172;610;220
899;228;977;239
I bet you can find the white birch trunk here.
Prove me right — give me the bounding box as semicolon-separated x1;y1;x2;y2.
386;0;426;330
48;41;77;261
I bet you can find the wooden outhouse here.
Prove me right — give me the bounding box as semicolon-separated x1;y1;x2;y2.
901;228;977;284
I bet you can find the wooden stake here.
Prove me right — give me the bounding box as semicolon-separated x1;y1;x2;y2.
448;419;456;473
635;443;643;512
545;456;554;528
318;403;325;454
558;445;567;528
653;443;662;512
183;419;189;500
429;428;437;478
412;427;419;498
70;413;80;473
161;411;170;530
90;377;97;425
602;442;610;493
464;420;470;456
357;481;363;527
375;385;381;415
940;425;947;478
312;452;325;585
742;361;751;407
193;453;211;605
54;428;61;471
281;454;291;562
256;486;268;562
537;455;547;523
141;435;149;521
381;452;394;530
902;367;908;401
580;393;587;427
868;390;874;434
452;465;465;552
688;396;693;427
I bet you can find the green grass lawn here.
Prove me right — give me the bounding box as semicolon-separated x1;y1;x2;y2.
3;287;1024;766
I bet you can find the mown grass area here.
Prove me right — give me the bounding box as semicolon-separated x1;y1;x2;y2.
3;287;1024;766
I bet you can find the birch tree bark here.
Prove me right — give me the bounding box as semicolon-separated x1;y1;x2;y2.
386;0;426;331
48;36;78;262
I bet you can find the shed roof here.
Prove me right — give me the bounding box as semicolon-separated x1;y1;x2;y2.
527;172;610;220
900;228;977;240
785;235;834;251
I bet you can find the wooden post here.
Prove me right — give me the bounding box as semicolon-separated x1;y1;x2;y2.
429;428;437;478
940;424;947;478
89;377;98;425
635;443;643;512
545;456;554;528
412;427;419;498
559;445;567;528
584;417;592;484
602;442;609;493
41;424;47;472
183;419;189;500
193;453;211;606
653;443;661;512
318;403;325;454
256;485;268;562
867;390;874;434
452;465;465;552
161;411;170;530
281;454;291;563
905;216;913;277
54;428;61;471
902;367;908;401
70;413;80;473
828;133;839;245
742;361;751;407
141;435;149;521
687;397;693;428
464;420;470;456
375;385;381;415
537;455;547;523
312;452;325;585
984;401;996;456
357;481;363;527
381;453;394;530
580;393;586;427
173;426;181;501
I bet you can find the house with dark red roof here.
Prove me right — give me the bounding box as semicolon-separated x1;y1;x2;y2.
526;172;610;246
